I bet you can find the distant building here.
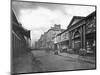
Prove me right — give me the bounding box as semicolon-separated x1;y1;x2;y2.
38;34;47;49
46;24;64;49
34;41;39;49
53;29;69;52
37;24;64;50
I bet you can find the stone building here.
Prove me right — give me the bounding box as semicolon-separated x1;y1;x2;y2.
53;29;69;52
37;24;64;50
67;11;96;55
46;24;63;49
37;33;47;49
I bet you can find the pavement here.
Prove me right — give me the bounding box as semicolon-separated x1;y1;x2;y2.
31;50;96;72
12;52;42;74
58;52;96;64
12;50;96;74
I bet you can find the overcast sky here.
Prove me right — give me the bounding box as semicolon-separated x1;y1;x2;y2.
12;0;95;45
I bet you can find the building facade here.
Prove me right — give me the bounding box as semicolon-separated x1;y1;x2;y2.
12;9;31;58
53;29;69;52
37;24;64;50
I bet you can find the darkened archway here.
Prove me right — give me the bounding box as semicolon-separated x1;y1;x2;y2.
72;30;81;54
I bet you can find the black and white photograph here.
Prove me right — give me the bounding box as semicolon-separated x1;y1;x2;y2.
11;0;96;74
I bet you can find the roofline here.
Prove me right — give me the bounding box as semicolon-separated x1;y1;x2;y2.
56;29;68;36
12;30;21;40
67;10;96;31
67;16;85;29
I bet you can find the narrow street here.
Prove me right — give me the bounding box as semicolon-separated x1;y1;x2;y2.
11;2;96;74
31;50;95;72
13;49;95;74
